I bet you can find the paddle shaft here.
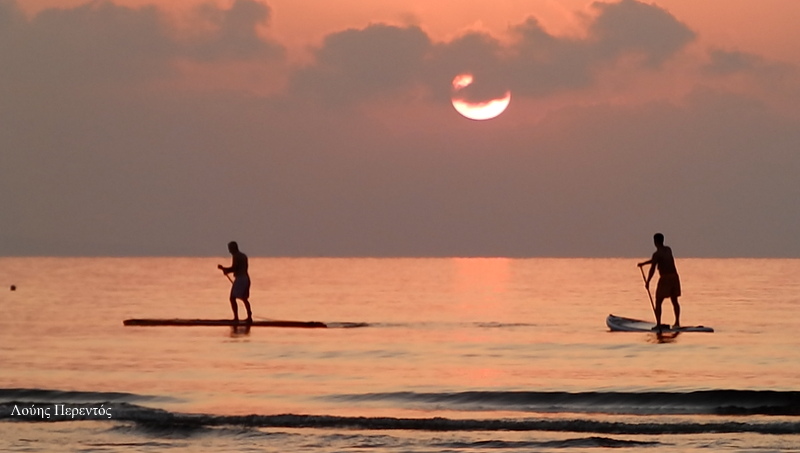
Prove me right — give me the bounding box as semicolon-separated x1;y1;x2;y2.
639;265;657;316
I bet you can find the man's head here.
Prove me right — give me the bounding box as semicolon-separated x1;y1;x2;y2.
227;241;239;253
653;233;665;246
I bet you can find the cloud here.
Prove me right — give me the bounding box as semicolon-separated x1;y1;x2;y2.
423;31;508;103
587;0;695;67
701;48;800;113
188;0;285;61
287;0;697;106
0;0;23;30
506;0;695;97
505;17;595;97
289;23;431;104
0;1;174;88
704;48;795;82
0;0;284;90
705;49;767;76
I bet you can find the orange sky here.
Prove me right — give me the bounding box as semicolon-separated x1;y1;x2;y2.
20;0;800;63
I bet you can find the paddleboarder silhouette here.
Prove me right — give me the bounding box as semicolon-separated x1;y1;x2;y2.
218;241;253;324
637;233;681;329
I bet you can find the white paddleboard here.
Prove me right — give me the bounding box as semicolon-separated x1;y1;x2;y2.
606;314;714;333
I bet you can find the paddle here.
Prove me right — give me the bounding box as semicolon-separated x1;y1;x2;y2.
639;265;658;324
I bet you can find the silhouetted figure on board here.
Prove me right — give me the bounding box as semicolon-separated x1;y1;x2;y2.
638;233;681;329
218;241;253;323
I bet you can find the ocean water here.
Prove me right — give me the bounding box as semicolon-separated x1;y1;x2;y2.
1;257;799;452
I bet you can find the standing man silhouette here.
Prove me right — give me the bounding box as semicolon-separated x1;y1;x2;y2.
638;233;681;329
218;241;253;323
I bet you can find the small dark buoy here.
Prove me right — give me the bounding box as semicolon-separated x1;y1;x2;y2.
10;285;16;291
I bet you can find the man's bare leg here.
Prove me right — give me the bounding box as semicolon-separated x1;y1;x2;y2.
671;297;681;328
230;297;239;322
654;297;664;329
243;299;253;323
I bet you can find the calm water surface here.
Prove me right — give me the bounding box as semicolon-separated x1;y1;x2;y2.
1;257;799;452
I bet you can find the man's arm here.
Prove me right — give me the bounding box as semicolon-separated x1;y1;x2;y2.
645;263;656;288
217;260;234;274
638;254;658;288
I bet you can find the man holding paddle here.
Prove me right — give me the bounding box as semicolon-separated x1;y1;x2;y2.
638;233;681;329
218;241;253;324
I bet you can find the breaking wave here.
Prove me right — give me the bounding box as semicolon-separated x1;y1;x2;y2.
329;389;800;416
2;388;800;435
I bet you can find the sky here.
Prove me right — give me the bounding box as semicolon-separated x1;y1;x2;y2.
2;0;799;257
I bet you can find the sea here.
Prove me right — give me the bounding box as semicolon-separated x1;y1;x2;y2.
1;257;799;452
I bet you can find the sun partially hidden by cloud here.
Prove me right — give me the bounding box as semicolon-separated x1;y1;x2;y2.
451;73;511;120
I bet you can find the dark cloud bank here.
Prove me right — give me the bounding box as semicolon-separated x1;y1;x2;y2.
1;0;798;257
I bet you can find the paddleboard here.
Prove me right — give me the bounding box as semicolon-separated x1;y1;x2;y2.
123;319;327;328
606;314;714;333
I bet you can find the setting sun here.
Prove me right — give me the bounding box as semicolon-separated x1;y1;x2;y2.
451;73;511;121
